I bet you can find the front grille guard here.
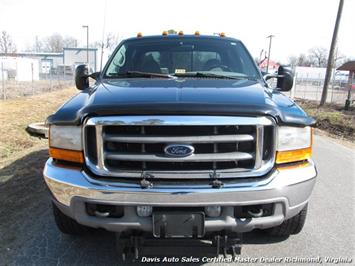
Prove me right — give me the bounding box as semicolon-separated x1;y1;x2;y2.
83;116;276;179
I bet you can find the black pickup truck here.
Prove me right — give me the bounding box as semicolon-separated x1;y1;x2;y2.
43;33;316;254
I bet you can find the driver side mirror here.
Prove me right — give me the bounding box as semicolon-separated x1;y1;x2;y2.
75;65;100;90
75;65;89;90
277;66;294;91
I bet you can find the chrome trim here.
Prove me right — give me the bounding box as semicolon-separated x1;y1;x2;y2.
254;125;264;169
95;125;106;171
106;151;253;162
83;116;276;179
44;158;317;207
104;134;254;143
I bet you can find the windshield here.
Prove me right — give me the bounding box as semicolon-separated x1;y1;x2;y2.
104;37;261;80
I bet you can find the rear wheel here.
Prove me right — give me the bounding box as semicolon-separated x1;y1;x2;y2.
266;204;308;237
52;203;91;235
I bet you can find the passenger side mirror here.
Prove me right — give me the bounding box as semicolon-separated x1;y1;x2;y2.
277;66;294;91
75;65;89;90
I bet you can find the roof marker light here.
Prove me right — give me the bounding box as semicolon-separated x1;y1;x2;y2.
178;31;184;36
137;32;143;38
195;31;200;36
162;31;168;36
220;32;226;37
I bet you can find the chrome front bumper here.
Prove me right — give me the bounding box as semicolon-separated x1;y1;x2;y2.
44;159;317;233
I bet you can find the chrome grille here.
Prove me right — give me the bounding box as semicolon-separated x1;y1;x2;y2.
84;116;275;179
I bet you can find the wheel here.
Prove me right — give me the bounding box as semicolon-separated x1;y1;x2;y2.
266;204;308;237
52;202;91;235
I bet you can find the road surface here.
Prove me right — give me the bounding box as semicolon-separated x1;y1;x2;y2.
0;135;354;265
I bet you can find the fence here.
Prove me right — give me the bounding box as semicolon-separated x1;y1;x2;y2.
1;64;354;105
1;69;74;100
266;68;354;106
284;73;354;105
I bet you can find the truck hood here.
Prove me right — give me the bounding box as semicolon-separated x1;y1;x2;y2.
47;78;315;126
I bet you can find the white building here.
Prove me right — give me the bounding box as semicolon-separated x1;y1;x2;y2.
0;57;39;81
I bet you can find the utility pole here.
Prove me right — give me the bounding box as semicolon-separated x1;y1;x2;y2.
259;49;264;64
320;0;344;106
266;35;275;73
82;25;89;65
1;62;5;100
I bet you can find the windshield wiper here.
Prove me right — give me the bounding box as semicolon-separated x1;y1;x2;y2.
174;72;255;80
107;71;174;79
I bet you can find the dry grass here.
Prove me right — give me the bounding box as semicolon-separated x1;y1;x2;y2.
296;99;355;142
0;87;77;167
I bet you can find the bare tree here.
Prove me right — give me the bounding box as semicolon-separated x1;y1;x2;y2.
33;36;44;52
0;31;17;54
104;32;119;50
63;36;78;48
44;33;64;52
333;51;351;68
93;33;120;51
308;47;328;67
287;56;298;67
297;54;312;67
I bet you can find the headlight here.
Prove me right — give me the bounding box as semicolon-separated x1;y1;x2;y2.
49;125;83;163
276;126;312;164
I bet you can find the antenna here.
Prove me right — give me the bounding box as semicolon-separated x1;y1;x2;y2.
100;0;108;71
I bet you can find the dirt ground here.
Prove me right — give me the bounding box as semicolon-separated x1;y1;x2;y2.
296;98;355;142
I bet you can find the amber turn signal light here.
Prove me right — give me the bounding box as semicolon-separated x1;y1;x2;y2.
276;147;312;164
49;147;84;163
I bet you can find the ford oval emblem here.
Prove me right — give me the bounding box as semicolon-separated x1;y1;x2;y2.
164;144;195;157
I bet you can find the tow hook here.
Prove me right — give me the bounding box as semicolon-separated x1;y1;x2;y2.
210;170;224;188
140;172;154;189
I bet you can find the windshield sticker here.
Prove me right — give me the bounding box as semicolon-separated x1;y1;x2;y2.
175;69;186;74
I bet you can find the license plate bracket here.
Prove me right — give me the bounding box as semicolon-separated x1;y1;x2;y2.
153;212;205;238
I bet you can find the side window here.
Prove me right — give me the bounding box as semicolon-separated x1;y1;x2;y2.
106;45;126;75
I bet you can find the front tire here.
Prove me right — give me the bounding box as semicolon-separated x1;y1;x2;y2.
52;203;91;235
267;204;308;237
